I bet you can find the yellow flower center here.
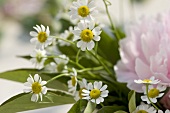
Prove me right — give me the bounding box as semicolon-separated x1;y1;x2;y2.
79;88;86;99
143;79;151;83
90;89;101;99
137;110;148;113
38;32;47;43
78;6;90;17
71;76;76;86
148;88;160;98
32;82;42;94
56;63;65;72
80;29;94;42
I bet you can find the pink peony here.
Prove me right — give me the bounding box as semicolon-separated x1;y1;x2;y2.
114;12;170;93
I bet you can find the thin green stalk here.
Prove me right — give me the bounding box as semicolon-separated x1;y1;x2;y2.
77;66;103;72
52;36;75;45
88;51;113;77
95;42;98;55
103;0;121;41
46;73;68;84
76;49;81;63
146;84;159;110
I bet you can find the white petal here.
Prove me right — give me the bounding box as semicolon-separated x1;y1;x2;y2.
157;84;166;92
88;83;93;90
89;21;95;30
77;40;83;48
92;27;101;36
94;81;98;89
82;96;90;100
31;94;38;102
27;76;34;84
41;81;47;86
33;26;40;32
91;99;95;103
158;93;164;98
41;24;45;32
23;88;32;93
93;36;101;41
30;38;38;44
80;42;87;51
150;98;157;103
46;26;50;36
101;90;109;97
36;25;42;32
34;74;40;82
42;86;47;94
78;22;87;30
30;31;38;37
87;41;94;50
88;0;95;9
96;98;101;104
24;82;32;87
82;89;90;94
72;30;81;36
100;85;107;91
39;93;43;101
99;97;104;102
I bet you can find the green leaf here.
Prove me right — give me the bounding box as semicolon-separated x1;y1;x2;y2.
128;90;136;113
114;110;128;113
0;92;74;113
97;105;126;113
98;30;120;65
0;69;68;91
84;101;96;113
68;99;88;113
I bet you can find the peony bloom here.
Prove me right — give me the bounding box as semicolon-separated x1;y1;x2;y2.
114;12;170;93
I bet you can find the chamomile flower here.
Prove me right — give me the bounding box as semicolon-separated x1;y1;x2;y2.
72;21;101;51
74;78;88;101
24;74;47;102
58;27;74;46
141;84;166;104
46;55;69;73
69;0;98;21
82;81;109;104
30;24;53;50
158;110;170;113
30;49;46;69
68;68;78;94
134;76;160;84
132;103;156;113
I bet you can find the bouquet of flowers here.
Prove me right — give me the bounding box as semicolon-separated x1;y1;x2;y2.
1;0;170;113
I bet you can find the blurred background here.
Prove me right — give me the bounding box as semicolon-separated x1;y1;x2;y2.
0;0;170;112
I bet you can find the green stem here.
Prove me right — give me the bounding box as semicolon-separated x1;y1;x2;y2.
88;51;112;76
103;0;121;41
146;84;159;110
95;42;98;55
46;73;68;84
52;36;75;45
100;103;104;107
76;49;81;64
77;66;103;72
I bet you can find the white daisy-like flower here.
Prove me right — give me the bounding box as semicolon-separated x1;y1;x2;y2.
69;0;98;21
58;26;74;46
30;49;47;69
67;68;78;94
132;103;156;113
158;110;170;113
72;21;101;51
46;55;69;73
82;81;109;104
74;78;88;101
141;84;166;104
30;24;53;50
24;74;47;102
134;76;160;84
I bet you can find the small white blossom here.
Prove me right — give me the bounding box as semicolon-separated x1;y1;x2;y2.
58;27;74;46
30;24;53;50
72;21;101;51
46;55;69;73
30;49;46;69
69;0;98;21
132;102;156;113
134;76;160;84
24;74;47;102
68;68;78;94
74;78;88;101
141;84;166;104
82;81;108;104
